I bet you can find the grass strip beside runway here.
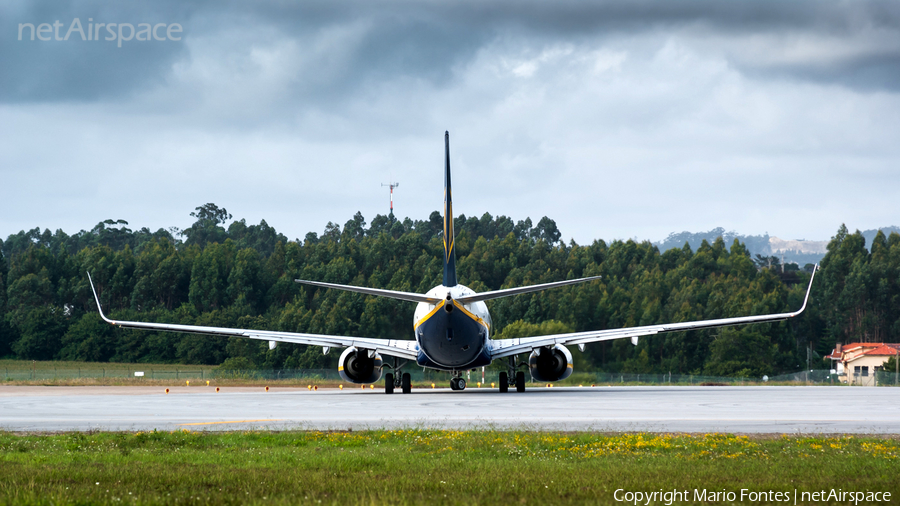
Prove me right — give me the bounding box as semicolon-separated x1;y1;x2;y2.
0;430;897;505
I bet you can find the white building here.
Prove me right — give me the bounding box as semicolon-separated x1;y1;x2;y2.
827;342;899;386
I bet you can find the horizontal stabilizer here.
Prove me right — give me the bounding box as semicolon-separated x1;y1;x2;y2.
454;275;601;304
295;279;442;304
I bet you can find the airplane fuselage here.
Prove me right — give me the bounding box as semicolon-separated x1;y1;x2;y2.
413;284;493;371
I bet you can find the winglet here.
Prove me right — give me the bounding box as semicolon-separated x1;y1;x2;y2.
793;264;818;316
87;272;116;325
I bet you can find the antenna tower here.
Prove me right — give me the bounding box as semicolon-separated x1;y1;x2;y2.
381;181;400;215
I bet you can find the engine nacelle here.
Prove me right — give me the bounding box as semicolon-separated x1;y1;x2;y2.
528;344;573;382
338;346;383;384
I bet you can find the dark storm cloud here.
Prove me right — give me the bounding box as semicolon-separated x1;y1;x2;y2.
4;0;900;104
221;0;900;93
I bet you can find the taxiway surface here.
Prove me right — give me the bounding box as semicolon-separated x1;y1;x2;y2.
1;385;898;433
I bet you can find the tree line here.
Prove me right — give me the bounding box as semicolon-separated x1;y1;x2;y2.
1;205;897;378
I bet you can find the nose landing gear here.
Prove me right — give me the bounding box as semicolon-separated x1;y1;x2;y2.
449;377;467;390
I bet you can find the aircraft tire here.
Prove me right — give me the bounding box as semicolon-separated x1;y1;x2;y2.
385;373;394;394
515;371;526;392
457;378;466;391
401;373;411;394
499;372;509;393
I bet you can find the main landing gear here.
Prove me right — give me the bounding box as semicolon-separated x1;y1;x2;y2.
384;372;412;394
499;357;527;392
385;358;411;394
401;372;411;393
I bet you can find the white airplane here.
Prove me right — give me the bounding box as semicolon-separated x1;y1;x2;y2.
89;132;816;394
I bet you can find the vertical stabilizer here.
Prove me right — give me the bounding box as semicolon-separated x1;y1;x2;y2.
443;131;458;287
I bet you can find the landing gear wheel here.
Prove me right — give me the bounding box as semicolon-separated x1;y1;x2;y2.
450;377;459;390
457;378;466;391
515;371;526;392
385;373;394;394
499;372;509;393
401;373;411;394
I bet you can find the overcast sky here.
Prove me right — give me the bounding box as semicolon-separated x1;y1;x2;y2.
2;0;899;246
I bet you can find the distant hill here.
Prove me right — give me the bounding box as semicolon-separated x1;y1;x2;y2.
860;226;900;250
654;227;771;258
654;226;900;266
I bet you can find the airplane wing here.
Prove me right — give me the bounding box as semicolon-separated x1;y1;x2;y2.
490;266;817;360
87;273;419;361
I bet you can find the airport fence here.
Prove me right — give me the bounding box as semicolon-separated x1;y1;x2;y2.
1;367;214;381
6;366;895;386
875;370;900;386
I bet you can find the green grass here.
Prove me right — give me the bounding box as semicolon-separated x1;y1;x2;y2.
0;430;897;505
0;359;218;373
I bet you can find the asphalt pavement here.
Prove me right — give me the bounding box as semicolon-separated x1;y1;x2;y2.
1;385;897;433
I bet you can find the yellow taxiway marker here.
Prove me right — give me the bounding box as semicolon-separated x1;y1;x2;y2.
178;419;282;426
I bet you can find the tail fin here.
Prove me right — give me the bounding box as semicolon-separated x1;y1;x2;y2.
443;131;458;287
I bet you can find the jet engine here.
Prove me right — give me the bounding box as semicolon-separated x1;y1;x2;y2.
528;344;573;382
338;346;383;384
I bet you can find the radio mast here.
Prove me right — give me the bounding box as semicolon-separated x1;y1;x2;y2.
381;181;400;216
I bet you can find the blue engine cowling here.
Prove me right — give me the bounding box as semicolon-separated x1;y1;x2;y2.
338;346;383;384
528;344;573;382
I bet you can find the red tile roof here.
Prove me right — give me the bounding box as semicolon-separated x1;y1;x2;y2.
842;342;882;352
828;343;900;361
863;345;899;357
